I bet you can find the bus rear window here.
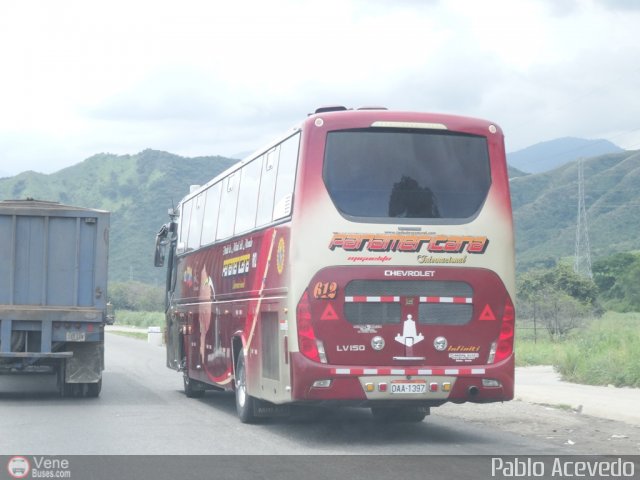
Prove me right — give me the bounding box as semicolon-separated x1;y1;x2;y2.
323;129;491;220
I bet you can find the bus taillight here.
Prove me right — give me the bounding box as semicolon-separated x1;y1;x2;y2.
297;292;327;364
488;297;515;364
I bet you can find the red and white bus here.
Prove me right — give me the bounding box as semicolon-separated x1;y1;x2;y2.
154;106;515;423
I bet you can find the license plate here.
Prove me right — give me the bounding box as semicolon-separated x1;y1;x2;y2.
66;332;86;342
390;381;426;394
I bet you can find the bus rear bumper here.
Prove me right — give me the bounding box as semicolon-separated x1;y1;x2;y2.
290;352;514;406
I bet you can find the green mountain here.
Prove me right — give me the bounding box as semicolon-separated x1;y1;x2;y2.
0;150;236;284
510;150;640;270
507;137;623;174
1;147;638;284
508;165;529;179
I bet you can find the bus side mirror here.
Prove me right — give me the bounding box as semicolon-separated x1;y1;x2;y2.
155;224;169;267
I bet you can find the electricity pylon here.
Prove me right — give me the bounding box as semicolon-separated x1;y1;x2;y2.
574;159;593;279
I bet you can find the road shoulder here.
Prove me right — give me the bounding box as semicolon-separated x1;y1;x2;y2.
516;365;640;426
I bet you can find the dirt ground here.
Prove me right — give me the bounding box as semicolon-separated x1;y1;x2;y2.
436;398;640;455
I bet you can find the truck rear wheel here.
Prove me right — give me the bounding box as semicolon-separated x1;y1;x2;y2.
57;364;66;397
61;383;73;397
61;383;83;397
235;353;257;423
86;379;102;398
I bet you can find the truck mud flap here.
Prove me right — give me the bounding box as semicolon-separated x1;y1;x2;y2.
65;342;104;383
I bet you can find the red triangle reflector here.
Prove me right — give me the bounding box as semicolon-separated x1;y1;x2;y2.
479;304;496;321
320;303;340;321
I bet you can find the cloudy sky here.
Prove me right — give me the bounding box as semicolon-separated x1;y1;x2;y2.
1;0;639;176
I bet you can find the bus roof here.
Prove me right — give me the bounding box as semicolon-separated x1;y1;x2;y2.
179;125;301;206
178;108;503;207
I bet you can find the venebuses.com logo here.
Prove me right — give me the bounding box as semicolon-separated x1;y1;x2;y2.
7;456;30;479
6;456;72;479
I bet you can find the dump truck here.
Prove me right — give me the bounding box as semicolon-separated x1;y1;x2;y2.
0;199;111;397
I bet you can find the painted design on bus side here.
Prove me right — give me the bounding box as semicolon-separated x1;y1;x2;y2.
183;266;194;287
276;237;285;274
203;275;214;297
222;254;251;277
328;233;489;254
223;237;254;256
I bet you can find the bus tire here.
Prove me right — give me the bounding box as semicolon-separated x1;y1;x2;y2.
371;406;427;422
183;371;205;398
235;353;257;423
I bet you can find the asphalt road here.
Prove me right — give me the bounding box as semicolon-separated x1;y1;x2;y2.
0;334;632;458
5;333;640;480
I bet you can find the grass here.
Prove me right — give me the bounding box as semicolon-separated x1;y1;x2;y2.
516;311;640;387
515;337;565;366
108;331;148;340
113;310;164;329
113;310;640;387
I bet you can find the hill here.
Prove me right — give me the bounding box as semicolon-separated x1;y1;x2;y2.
510;150;640;270
508;165;529;179
508;137;623;174
2;147;638;284
0;150;236;283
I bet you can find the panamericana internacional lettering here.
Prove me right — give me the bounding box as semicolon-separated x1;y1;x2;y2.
329;233;488;254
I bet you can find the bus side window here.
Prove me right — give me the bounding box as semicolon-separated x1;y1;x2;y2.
235;156;263;235
187;192;205;251
255;151;277;227
201;183;222;246
178;200;193;254
216;172;240;240
273;133;300;220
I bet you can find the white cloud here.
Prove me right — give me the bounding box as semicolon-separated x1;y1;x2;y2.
0;0;639;174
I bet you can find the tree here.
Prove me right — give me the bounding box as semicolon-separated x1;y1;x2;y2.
517;263;599;339
109;281;164;312
620;262;640;311
592;252;640;311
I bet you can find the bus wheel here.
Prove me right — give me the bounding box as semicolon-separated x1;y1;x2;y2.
235;353;257;423
371;406;428;422
183;371;205;398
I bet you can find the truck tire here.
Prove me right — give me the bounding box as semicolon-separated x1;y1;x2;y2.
61;383;73;397
86;379;102;398
61;383;82;397
235;353;257;423
57;364;67;397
